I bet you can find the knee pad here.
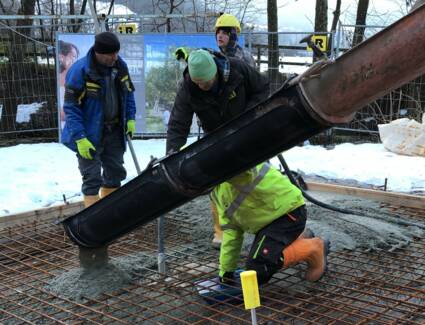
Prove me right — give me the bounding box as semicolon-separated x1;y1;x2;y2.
246;234;287;284
245;259;279;285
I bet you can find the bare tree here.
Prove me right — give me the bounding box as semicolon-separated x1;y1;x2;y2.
0;0;15;19
409;0;425;11
166;0;185;32
75;0;88;33
315;0;327;32
313;0;327;61
328;0;341;57
267;0;278;91
149;0;190;32
352;0;369;46
143;0;259;33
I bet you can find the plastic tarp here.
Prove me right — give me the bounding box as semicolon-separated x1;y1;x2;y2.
378;114;425;157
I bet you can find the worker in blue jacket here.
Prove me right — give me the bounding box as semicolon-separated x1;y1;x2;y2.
61;32;136;208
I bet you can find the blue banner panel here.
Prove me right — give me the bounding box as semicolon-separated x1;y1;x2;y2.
57;33;245;136
143;33;218;134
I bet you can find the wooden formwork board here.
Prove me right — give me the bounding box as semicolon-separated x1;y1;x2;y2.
1;181;423;229
0;201;83;229
306;181;425;210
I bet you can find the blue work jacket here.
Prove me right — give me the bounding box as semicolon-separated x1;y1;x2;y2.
61;47;136;151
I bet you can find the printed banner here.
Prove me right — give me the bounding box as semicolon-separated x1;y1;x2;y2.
57;33;244;136
56;33;144;139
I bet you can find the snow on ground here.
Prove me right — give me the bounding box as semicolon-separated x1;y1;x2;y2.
270;143;425;193
0;139;424;217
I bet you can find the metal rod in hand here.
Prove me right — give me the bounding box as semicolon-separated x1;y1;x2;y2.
127;134;166;274
126;134;141;175
157;216;166;274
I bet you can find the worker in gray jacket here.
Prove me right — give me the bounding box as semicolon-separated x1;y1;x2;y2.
215;13;256;67
211;14;257;246
166;49;268;154
166;49;268;248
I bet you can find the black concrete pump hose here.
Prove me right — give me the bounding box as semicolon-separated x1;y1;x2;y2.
276;154;425;230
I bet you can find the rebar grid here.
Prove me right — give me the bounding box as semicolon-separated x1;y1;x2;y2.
380;203;425;222
0;206;424;324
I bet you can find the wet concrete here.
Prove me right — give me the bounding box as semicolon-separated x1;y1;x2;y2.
178;191;424;253
78;246;109;269
46;190;424;302
306;192;424;251
46;252;157;301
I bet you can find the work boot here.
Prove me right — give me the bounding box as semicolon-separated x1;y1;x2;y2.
83;195;100;208
100;187;118;198
304;238;330;281
211;201;223;249
282;237;330;282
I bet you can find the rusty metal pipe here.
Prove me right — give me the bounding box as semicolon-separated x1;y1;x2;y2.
297;4;425;124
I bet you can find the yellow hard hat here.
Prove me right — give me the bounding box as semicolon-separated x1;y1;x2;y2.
215;14;241;33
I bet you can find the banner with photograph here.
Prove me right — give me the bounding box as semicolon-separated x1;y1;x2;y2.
57;33;244;136
143;33;219;135
56;33;144;140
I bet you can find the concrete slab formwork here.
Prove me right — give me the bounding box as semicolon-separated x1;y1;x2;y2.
0;194;424;324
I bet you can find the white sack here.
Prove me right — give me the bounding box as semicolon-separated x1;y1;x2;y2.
378;114;425;157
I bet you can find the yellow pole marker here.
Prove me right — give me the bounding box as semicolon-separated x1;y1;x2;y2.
240;270;260;325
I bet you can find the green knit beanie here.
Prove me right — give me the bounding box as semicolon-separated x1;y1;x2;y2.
188;49;217;81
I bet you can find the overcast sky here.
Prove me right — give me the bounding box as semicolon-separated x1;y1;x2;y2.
254;0;410;31
103;1;411;33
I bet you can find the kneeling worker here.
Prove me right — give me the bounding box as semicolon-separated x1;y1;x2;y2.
211;162;330;285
